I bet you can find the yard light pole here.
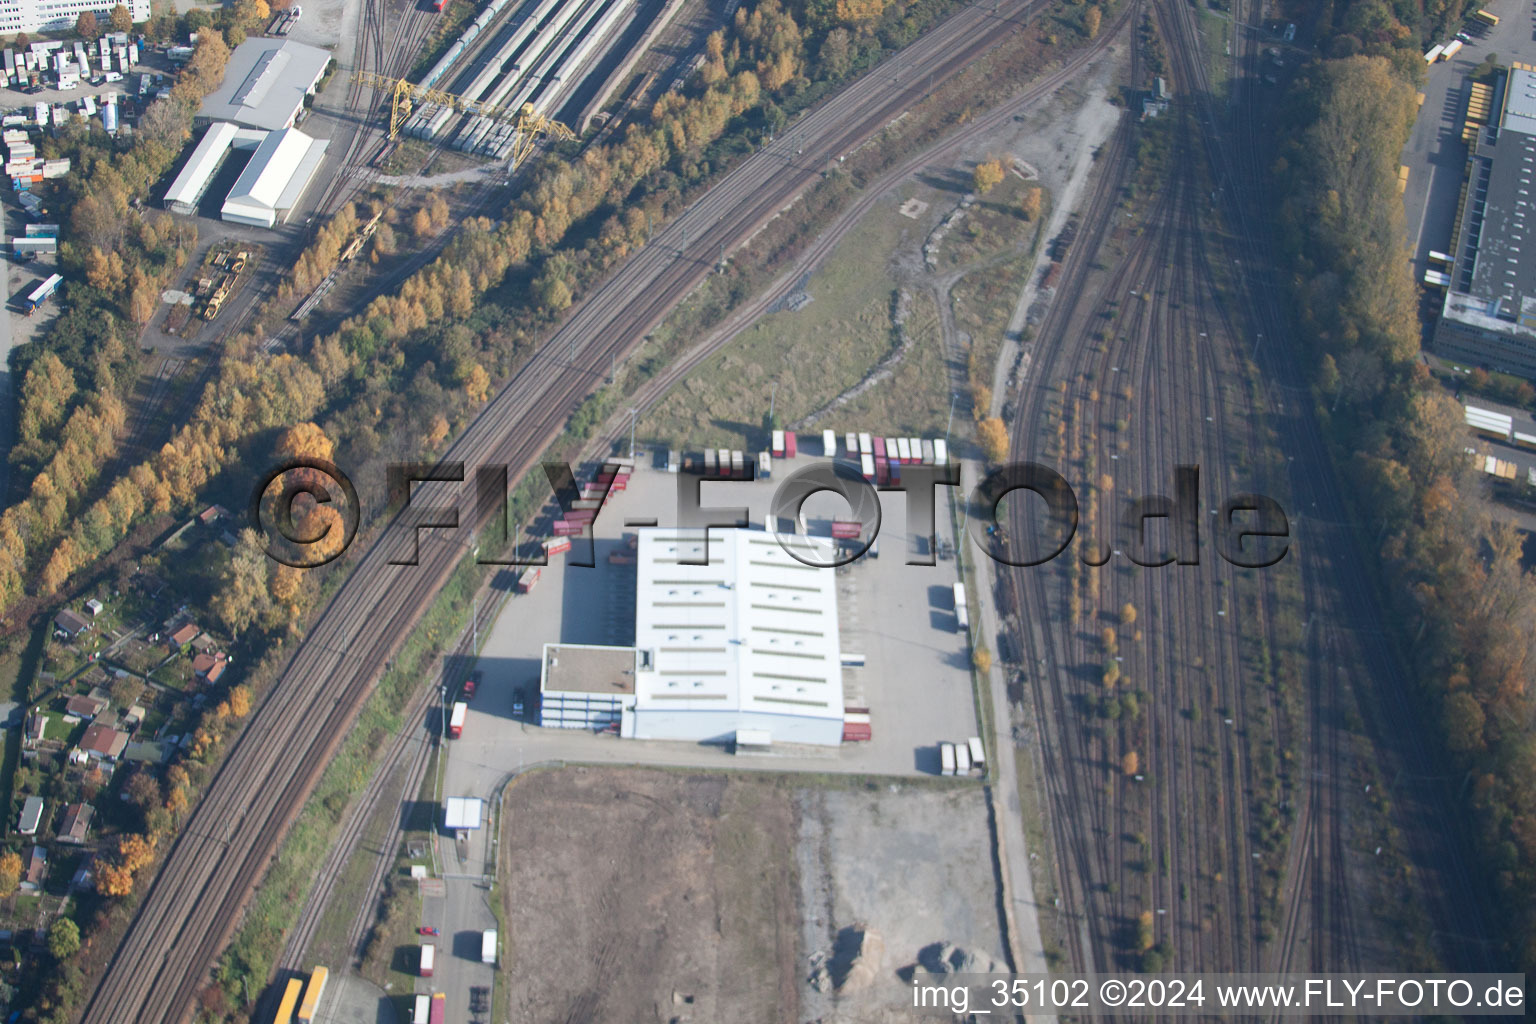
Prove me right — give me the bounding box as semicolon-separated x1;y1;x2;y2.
944;391;957;446
769;381;778;428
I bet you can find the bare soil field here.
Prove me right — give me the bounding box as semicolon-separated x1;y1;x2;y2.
498;767;1005;1023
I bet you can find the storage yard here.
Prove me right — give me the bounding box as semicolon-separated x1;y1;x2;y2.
498;766;1003;1024
401;0;670;159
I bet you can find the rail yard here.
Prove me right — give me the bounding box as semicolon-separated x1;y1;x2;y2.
9;0;1518;1017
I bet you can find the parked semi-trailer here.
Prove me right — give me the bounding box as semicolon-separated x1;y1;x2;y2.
297;966;327;1023
274;977;303;1024
967;736;986;772
429;993;446;1024
412;994;430;1024
419;942;435;977
940;741;957;776
953;582;969;631
1424;43;1444;62
1441;38;1463;59
21;272;61;315
1474;9;1498;26
448;701;467;739
482;928;498;964
823;429;837;456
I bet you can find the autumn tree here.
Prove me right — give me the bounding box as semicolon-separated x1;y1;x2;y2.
1121;602;1137;625
1019;186;1043;220
973;645;991;674
1083;5;1101;38
75;11;98;38
227;685;251;718
977;417;1009;463
973;158;1005;194
1122;750;1139;777
0;851;20;896
1136;909;1154;950
212;530;273;634
47;918;81;960
109;3;132;32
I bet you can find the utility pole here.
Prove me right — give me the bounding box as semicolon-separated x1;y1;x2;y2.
944;391;957;445
628;407;638;459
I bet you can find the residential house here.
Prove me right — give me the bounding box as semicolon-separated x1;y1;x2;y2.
191;651;227;685
17;795;43;835
78;723;128;762
24;712;47;747
53;609;90;639
57;803;93;844
166;623;199;651
20;846;45;891
65;693;107;719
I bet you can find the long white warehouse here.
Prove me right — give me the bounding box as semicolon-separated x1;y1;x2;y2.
220;127;328;227
163;122;269;216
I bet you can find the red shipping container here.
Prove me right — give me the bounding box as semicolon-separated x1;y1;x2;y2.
553;520;584;536
545;536;572;556
842;722;872;742
831;520;861;539
564;509;596;522
873;437;886;458
786;432;797;458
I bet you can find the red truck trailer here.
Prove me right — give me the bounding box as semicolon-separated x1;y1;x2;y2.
785;431;797;458
516;566;542;593
448;701;466;739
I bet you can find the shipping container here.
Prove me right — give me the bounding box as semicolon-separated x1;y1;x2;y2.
831;519;861;539
956;743;972;774
845;431;858;455
786;431;797;458
758;451;772;480
921;439;935;464
953;582;969;631
732;450;745;477
886;437;900;463
823;429;837;456
570;498;601;511
418;943;435;977
933;439;948;466
516;566;542;593
875;457;889;486
448;701;467;738
907;438;921;464
718;449;731;476
667;449;680;473
859;453;875;481
772;429;785;455
897;437;912;463
842;721;872;742
412;995;430;1024
967;736;986;771
544;536;572;557
872;436;886;459
858;431;873;455
429;993;446;1024
704;448;716;475
553;519;584;537
1427;250;1453;266
563;509;596;522
297;966;328;1022
940;742;956;776
482;928;497;964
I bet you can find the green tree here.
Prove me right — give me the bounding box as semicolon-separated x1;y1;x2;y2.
47;918;80;960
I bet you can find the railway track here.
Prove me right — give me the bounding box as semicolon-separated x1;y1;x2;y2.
77;2;1114;1020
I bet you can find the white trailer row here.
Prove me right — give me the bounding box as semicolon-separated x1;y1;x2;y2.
938;737;985;776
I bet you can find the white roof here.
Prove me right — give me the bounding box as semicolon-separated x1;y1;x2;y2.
633;528;843;722
221;127;327;216
443;796;482;830
164;122;268;208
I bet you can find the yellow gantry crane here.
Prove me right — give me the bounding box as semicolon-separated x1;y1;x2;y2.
351;70;576;167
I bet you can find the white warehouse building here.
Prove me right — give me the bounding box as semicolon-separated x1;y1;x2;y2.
539;528;848;746
220;126;327;227
0;0;148;34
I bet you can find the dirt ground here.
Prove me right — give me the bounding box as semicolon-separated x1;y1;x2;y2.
499;768;1005;1024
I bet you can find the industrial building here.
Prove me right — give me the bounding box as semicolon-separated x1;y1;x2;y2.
1436;65;1536;378
162;122;268;216
219;127;327;227
539;528;848;747
163;122;327;227
0;0;147;34
198;38;330;132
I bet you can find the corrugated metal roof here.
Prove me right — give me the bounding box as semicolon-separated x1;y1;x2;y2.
198;38;329;130
221;128;326;220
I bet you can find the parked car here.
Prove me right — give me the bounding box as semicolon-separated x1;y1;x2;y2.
462;670;480;701
418;925;439;936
